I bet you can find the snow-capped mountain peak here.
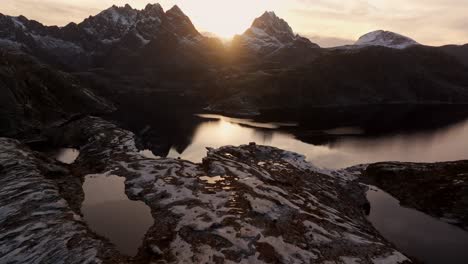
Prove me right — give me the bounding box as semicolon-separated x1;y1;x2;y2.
77;4;202;44
98;4;138;25
251;11;295;40
234;11;318;55
355;30;419;49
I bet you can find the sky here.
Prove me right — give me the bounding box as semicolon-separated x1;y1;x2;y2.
1;0;467;47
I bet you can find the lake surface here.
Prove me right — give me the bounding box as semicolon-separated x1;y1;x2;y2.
367;186;468;264
81;174;153;256
101;105;468;260
158;114;468;169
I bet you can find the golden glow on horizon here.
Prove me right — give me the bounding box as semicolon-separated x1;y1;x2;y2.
175;0;284;38
1;0;468;46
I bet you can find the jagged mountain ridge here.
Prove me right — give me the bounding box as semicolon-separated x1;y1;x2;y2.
0;4;208;70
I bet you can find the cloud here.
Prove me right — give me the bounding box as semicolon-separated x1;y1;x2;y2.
305;35;354;48
0;0;102;25
288;0;468;46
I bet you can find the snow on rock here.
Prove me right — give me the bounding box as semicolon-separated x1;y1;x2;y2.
235;11;319;56
0;138;123;263
0;3;203;64
355;30;419;49
55;117;412;263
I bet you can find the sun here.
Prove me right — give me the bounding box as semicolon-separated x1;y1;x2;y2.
170;0;285;39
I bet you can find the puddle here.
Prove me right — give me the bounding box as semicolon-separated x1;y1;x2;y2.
200;176;225;184
366;186;468;264
82;174;153;256
52;148;79;164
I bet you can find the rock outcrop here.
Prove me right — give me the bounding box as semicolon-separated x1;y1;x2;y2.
0;138;124;263
46;116;411;263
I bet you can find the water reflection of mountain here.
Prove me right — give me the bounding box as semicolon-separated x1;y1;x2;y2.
264;104;468;145
107;101;468;159
104;92;204;157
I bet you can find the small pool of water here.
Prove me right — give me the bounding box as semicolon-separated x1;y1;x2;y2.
366;186;468;264
52;148;80;164
82;174;153;256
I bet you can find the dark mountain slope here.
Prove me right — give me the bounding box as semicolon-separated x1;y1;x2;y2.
0;50;113;137
294;46;468;104
440;44;468;66
210;46;468;113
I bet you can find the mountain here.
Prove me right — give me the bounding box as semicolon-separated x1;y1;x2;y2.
440;44;468;66
355;30;419;49
1;4;468;124
210;45;468;114
0;14;91;69
0;4;211;70
0;50;114;137
231;11;320;64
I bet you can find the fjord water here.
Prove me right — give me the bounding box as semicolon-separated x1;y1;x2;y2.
161;113;468;169
106;103;468;169
367;187;468;264
82;175;153;256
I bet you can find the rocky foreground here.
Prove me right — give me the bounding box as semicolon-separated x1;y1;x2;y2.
0;116;416;263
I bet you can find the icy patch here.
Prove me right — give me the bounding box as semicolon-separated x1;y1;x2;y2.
52;148;79;164
139;149;160;159
372;251;409;264
259;235;317;263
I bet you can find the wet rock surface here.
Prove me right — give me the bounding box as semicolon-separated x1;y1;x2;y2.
0;138;125;263
360;161;468;231
48;116;411;263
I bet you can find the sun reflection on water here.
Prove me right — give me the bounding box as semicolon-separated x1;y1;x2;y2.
166;115;468;169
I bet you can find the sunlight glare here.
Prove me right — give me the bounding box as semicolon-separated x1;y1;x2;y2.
171;0;285;38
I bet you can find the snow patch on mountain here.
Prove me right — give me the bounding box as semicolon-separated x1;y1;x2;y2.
236;11;318;55
10;17;26;30
355;30;419;49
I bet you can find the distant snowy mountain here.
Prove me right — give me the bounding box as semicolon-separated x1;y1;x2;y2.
232;11;319;57
355;30;419;49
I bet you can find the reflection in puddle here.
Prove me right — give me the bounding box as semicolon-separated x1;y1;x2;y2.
82;174;153;256
165;115;468;169
200;176;225;184
53;148;79;164
366;186;468;264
